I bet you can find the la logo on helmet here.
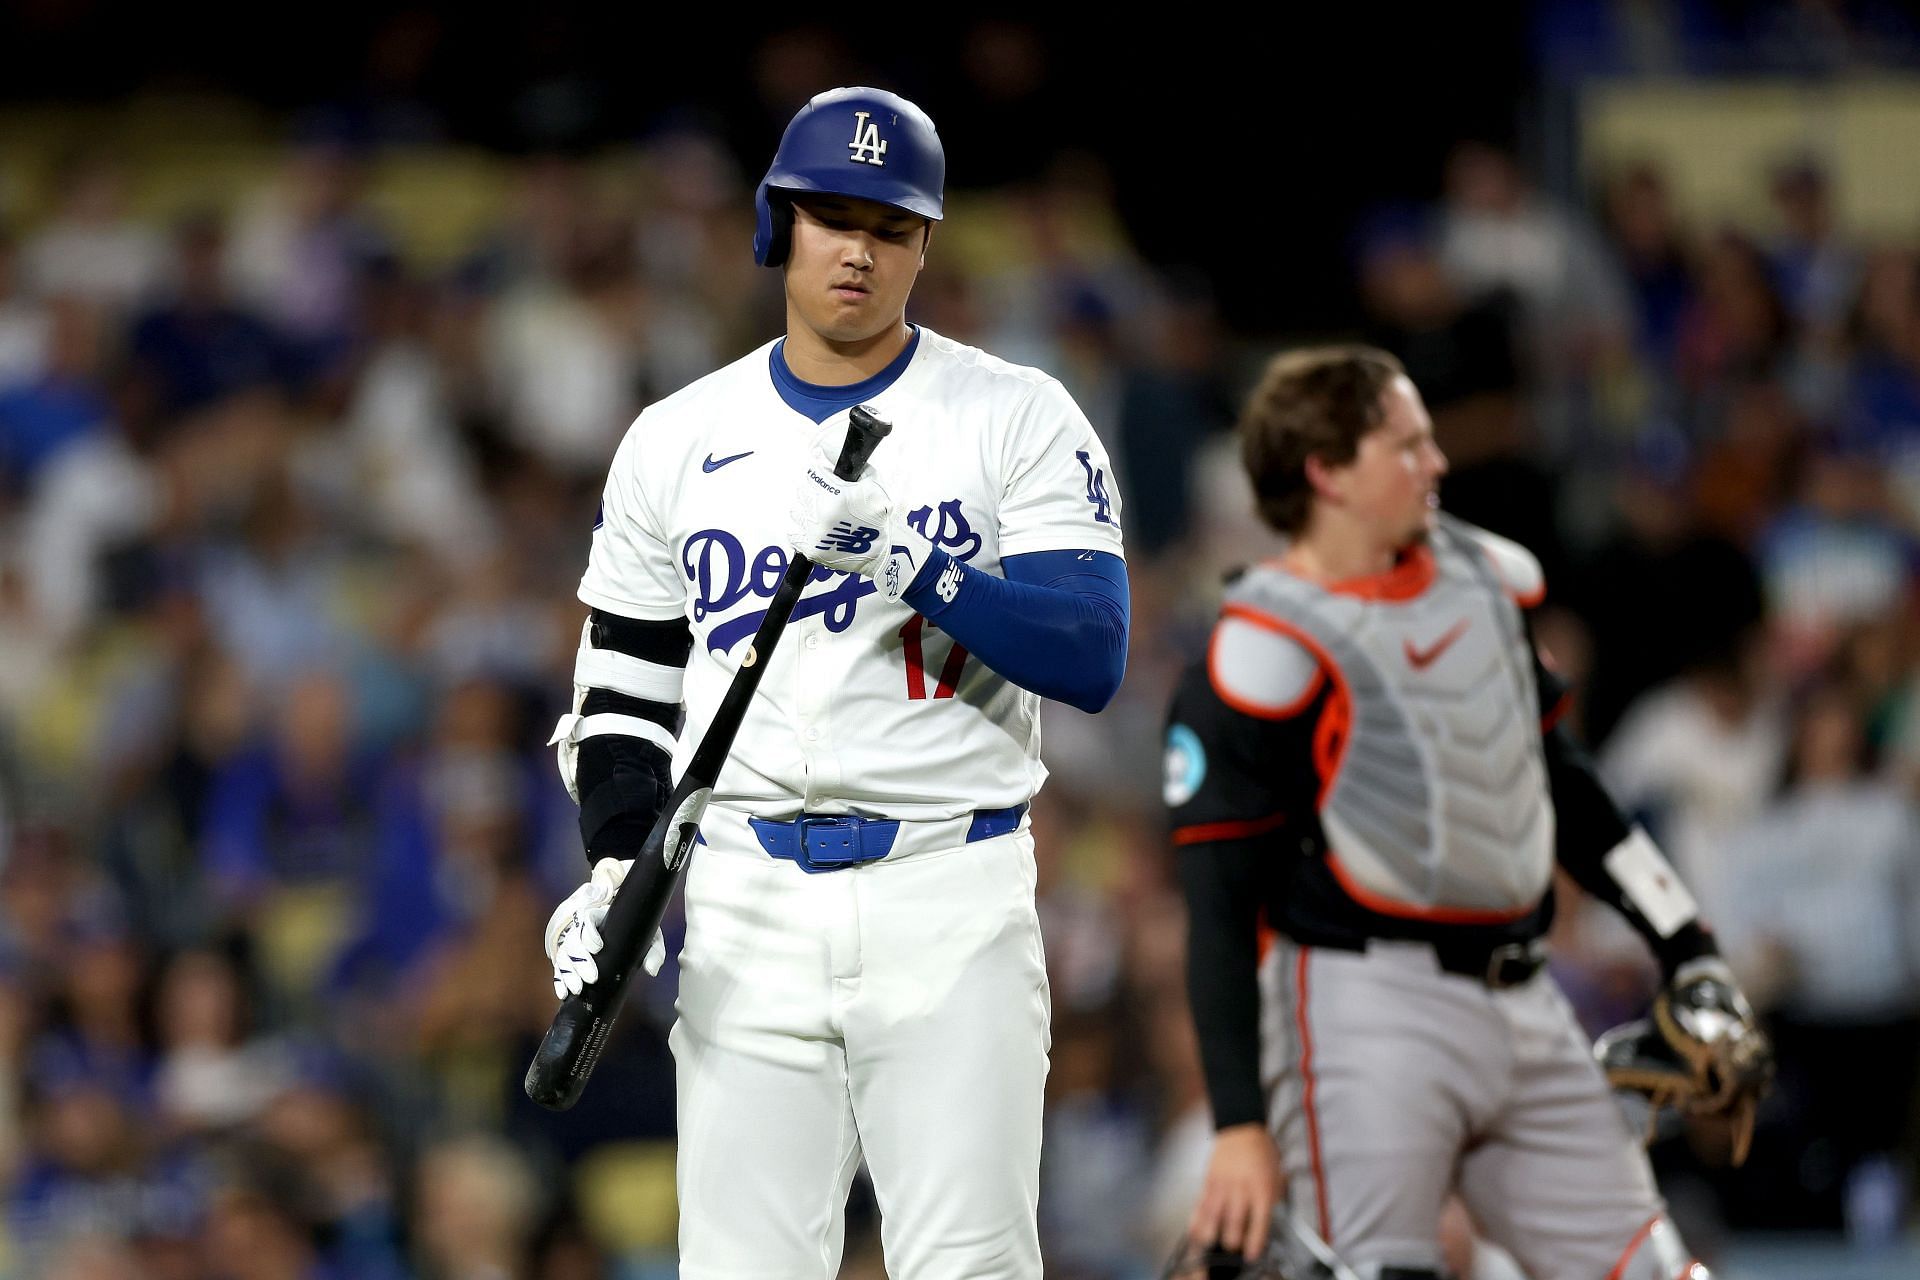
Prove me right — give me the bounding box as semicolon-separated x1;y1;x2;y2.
848;111;889;166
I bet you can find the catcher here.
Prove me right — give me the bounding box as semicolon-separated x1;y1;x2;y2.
1164;346;1771;1279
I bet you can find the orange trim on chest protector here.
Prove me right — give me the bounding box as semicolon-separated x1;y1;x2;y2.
1207;627;1325;721
1262;543;1439;602
1215;604;1353;809
1322;847;1538;925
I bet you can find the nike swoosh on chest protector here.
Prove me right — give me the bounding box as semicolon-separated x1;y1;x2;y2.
1404;618;1470;670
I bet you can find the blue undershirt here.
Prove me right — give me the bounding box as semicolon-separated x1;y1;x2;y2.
903;547;1128;714
770;327;921;422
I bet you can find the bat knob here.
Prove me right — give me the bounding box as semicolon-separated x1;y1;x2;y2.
836;406;893;480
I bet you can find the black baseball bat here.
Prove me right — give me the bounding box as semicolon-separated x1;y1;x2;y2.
525;405;893;1110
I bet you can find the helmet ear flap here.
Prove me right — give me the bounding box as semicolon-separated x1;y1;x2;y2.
766;195;794;268
754;189;795;267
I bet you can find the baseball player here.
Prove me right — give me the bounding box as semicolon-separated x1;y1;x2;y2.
538;87;1129;1279
1164;346;1769;1280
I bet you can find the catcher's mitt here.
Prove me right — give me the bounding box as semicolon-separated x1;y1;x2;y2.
1595;956;1774;1166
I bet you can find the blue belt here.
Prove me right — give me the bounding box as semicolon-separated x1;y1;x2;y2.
749;803;1028;874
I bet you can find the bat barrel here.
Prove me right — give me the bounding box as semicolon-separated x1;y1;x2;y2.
525;996;613;1110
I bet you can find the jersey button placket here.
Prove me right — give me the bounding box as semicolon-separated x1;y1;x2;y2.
795;615;834;804
791;614;829;805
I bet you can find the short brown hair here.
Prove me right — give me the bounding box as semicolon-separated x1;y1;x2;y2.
1238;345;1405;535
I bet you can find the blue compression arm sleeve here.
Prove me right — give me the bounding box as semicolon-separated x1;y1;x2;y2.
899;547;1128;713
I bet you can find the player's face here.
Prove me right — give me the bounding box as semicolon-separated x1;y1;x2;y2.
1334;376;1447;545
785;195;929;345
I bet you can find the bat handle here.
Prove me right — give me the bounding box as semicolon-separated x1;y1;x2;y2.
837;405;893;480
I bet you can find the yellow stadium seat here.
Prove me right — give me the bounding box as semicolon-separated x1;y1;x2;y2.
574;1140;680;1254
367;149;512;268
127;143;282;224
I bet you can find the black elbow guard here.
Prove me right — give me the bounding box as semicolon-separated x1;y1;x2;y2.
552;609;691;861
573;725;674;858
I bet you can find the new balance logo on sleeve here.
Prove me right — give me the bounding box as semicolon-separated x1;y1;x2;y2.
935;560;964;603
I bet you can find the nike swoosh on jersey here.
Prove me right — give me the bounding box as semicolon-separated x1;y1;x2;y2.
702;450;754;473
1403;618;1470;670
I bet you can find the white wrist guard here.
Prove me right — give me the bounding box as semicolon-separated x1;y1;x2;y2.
1602;829;1699;939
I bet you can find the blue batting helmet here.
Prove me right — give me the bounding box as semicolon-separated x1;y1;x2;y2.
752;86;944;267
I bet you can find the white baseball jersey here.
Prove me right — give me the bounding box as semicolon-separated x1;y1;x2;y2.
578;325;1126;820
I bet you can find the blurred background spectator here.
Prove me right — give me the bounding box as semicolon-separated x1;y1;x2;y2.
0;3;1914;1277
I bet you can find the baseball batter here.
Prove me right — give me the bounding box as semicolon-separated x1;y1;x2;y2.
539;87;1129;1279
1164;347;1768;1280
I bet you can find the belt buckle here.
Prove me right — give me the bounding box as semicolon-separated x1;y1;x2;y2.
796;815;862;869
1485;942;1537;989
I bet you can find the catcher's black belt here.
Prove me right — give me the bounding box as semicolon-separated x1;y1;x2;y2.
1305;933;1547;989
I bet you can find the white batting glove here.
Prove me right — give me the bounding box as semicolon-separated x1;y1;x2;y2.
543;858;665;997
788;424;931;602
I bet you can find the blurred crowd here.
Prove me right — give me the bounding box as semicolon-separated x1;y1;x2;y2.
0;69;1918;1280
